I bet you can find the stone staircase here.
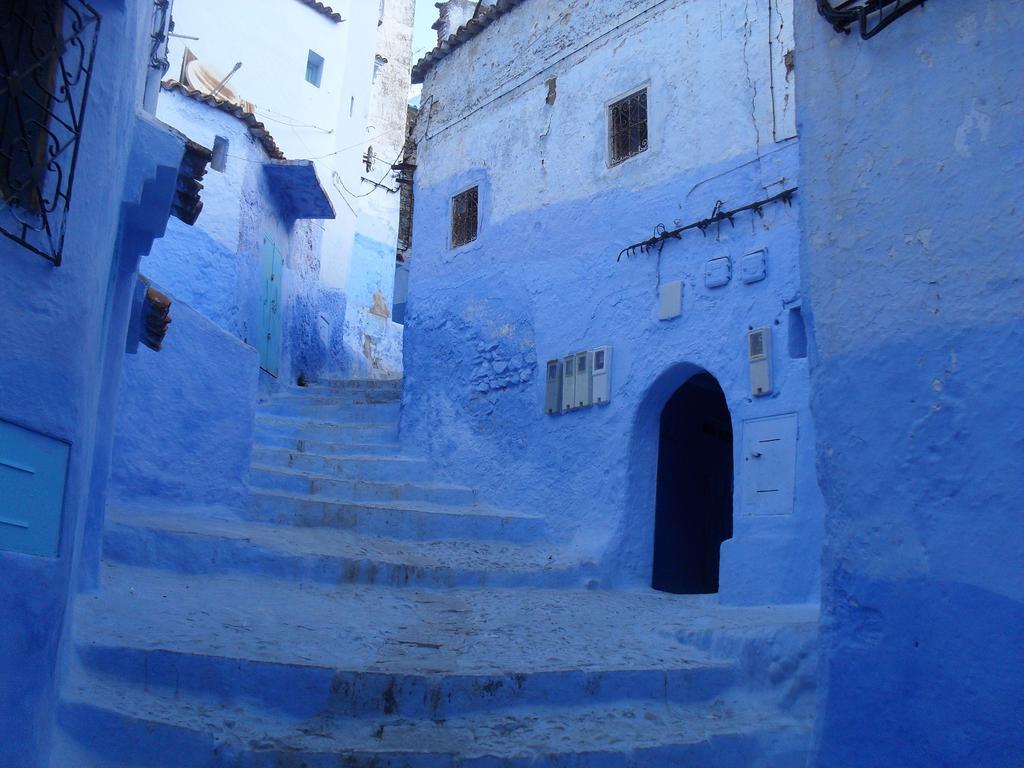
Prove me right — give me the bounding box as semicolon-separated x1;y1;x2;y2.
52;379;819;767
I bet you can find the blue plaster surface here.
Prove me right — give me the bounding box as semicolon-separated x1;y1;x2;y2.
402;0;821;607
263;160;335;220
403;146;824;605
109;298;259;510
794;2;1024;765
0;2;186;765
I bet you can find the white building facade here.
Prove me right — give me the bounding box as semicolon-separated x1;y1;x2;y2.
166;0;415;378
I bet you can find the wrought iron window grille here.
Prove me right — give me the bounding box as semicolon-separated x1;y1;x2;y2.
0;0;101;266
609;89;648;167
149;0;171;75
451;186;478;249
817;0;927;39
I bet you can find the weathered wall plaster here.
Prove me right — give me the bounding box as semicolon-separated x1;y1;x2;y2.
795;2;1024;764
109;298;259;510
0;2;186;765
404;0;822;605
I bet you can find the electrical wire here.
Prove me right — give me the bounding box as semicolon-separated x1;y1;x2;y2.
253;111;334;133
332;147;405;200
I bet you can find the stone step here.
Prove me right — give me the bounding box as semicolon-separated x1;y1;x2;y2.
103;507;595;589
251;446;431;482
56;680;811;767
249;465;478;507
290;378;402;393
62;564;815;715
258;399;401;420
255;415;399;443
254;434;403;456
248;489;546;542
266;389;401;405
71;644;737;722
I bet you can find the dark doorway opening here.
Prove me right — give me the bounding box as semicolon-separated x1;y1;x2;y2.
652;372;733;594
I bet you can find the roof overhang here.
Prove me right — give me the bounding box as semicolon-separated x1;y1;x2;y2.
294;0;343;23
264;160;336;220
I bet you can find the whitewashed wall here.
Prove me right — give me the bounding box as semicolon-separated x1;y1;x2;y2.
167;0;414;378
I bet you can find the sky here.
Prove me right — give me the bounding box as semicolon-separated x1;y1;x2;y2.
413;0;440;62
409;0;442;104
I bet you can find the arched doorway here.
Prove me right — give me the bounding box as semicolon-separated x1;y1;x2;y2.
652;372;733;594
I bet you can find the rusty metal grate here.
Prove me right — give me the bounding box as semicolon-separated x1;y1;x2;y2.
451;186;478;248
609;89;648;166
0;0;100;266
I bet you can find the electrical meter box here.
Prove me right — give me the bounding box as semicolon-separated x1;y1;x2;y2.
705;257;732;289
592;346;612;404
748;327;773;396
742;413;798;516
545;359;563;415
561;354;577;412
574;351;593;408
741;249;767;284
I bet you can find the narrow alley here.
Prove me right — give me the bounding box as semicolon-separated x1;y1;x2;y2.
1;1;1021;767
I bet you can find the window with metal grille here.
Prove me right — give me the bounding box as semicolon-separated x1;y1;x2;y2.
0;0;100;265
450;186;478;248
608;88;648;166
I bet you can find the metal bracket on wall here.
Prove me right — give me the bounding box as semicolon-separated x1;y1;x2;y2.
616;188;797;263
817;0;928;40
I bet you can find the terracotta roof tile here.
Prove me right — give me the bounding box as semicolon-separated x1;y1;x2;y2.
412;0;528;84
294;0;343;23
161;80;286;161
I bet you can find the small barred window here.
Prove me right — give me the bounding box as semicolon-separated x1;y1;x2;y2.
608;89;648;166
451;186;478;248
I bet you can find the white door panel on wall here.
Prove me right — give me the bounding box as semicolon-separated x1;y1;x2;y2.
769;0;797;142
741;413;798;516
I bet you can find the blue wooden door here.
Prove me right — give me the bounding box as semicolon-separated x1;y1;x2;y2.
259;235;283;376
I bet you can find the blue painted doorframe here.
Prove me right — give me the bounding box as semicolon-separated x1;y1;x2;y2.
259;234;283;376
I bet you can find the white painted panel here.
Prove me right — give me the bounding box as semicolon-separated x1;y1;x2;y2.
741;413;798;515
769;0;797;142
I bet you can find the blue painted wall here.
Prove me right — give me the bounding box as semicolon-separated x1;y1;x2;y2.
0;2;186;765
403;0;823;605
795;3;1024;765
109;296;259;511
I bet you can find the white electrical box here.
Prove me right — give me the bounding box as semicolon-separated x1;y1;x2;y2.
748;327;773;396
741;249;767;284
544;359;563;415
592;346;612;405
561;354;576;412
742;413;798;515
659;281;682;320
574;350;593;408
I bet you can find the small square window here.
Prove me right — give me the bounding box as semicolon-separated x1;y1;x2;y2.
451;187;478;248
305;50;324;87
608;88;648;166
